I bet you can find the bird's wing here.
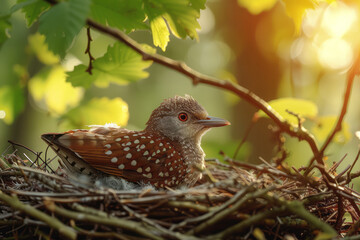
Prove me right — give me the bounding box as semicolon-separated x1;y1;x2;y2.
45;127;188;187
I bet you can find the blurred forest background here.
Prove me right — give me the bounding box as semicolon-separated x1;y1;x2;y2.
1;0;360;190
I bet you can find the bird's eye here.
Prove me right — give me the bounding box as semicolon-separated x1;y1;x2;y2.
178;113;188;122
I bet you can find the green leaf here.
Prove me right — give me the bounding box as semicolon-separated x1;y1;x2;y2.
257;98;318;126
311;116;351;144
10;0;38;14
144;0;201;51
162;0;201;39
90;0;147;32
0;85;25;124
28;66;83;116
39;0;90;57
60;97;129;129
16;0;50;27
67;42;153;88
0;16;11;46
190;0;207;12
144;4;169;51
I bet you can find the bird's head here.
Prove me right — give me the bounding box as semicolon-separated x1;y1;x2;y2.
145;95;230;143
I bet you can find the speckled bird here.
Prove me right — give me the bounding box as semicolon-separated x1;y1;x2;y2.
42;95;230;189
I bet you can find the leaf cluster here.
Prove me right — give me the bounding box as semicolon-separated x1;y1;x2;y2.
0;0;204;127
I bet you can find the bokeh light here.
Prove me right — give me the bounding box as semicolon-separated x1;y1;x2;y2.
318;38;353;70
321;2;357;38
293;2;359;71
0;110;5;119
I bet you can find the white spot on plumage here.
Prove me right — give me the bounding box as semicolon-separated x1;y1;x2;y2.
143;151;149;156
170;167;173;171
118;164;125;169
137;168;142;173
152;152;156;156
104;144;111;148
140;144;145;149
124;136;129;139
156;150;160;154
131;160;137;166
134;139;140;144
159;143;163;147
133;134;138;137
126;142;131;146
162;148;166;152
105;150;112;155
155;159;160;164
143;173;152;178
124;147;130;151
126;153;132;159
150;140;154;144
147;157;152;160
111;157;118;163
165;172;169;177
145;167;151;172
159;172;164;177
115;138;122;142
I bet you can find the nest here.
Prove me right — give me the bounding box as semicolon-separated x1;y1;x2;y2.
0;142;360;240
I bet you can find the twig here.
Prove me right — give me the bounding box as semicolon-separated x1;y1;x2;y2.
262;194;338;237
318;53;360;157
171;184;255;231
167;201;209;213
0;191;76;240
189;186;275;235
71;221;128;240
123;205;200;240
345;149;360;184
85;27;95;74
209;206;286;239
233;120;254;159
44;199;163;240
305;53;360;174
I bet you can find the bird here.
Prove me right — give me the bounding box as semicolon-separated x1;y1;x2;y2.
42;95;230;189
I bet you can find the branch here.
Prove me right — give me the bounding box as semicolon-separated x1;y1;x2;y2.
85;27;95;74
318;54;360;156
85;19;324;167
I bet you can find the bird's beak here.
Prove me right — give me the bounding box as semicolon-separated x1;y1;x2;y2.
196;116;230;128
